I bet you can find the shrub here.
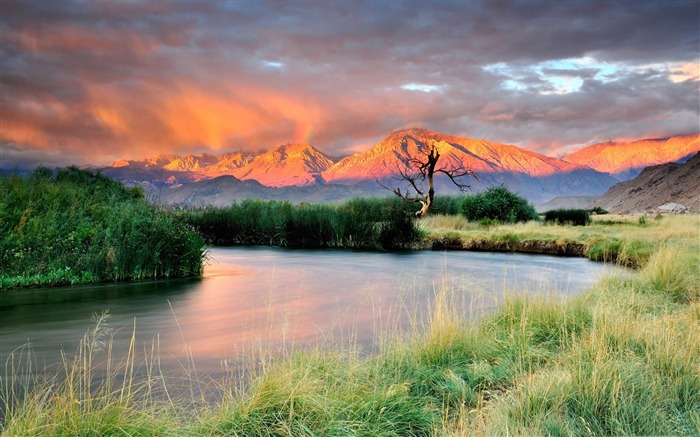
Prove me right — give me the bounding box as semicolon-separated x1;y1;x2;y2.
0;167;205;288
544;209;591;226
461;186;538;223
378;205;422;250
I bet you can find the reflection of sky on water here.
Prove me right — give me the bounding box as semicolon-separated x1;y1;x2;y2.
1;247;622;375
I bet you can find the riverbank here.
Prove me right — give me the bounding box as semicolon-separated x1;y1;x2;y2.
419;214;679;268
1;215;697;435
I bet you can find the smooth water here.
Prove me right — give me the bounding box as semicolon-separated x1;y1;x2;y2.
1;247;619;377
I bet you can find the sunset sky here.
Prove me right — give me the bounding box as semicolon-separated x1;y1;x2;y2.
1;0;698;169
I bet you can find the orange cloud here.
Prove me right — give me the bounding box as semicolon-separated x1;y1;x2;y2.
2;1;698;169
64;80;324;162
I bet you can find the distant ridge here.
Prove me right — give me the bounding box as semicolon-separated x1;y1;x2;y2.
563;134;700;180
99;128;699;205
534;196;598;213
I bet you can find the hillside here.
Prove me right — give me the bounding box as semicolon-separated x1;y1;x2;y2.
563;134;700;180
589;152;700;213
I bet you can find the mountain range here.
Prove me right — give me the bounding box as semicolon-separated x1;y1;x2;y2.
100;128;700;206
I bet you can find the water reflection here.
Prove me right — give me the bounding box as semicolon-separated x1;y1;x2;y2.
1;247;620;376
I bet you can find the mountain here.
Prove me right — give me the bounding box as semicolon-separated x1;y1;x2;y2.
100;166;199;190
322;128;617;202
589;152;700;213
104;143;334;187
99;128;698;207
231;143;335;187
563;134;700;180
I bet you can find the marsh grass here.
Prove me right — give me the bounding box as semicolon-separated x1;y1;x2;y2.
2;216;698;435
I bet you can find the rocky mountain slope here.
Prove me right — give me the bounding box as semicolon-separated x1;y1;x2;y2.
589;152;700;213
563;134;700;180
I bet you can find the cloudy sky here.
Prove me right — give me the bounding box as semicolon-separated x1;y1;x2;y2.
1;0;698;168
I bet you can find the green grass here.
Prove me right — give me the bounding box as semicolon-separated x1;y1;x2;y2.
1;168;205;289
2;216;698;435
420;213;695;267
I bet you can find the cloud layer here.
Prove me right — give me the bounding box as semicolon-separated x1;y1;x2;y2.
1;0;698;168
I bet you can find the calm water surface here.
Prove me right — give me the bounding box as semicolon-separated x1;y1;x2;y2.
1;247;620;377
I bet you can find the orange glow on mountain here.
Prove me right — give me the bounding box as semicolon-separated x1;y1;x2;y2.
563;134;700;175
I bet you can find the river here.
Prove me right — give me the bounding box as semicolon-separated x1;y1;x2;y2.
1;247;620;381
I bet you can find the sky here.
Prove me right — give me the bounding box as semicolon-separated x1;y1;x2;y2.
1;0;699;169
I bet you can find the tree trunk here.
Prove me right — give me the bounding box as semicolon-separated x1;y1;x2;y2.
416;148;439;218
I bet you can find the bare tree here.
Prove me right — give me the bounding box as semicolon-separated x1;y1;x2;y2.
377;141;476;218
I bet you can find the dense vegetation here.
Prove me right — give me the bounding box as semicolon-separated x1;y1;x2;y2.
179;197;423;250
2;216;697;435
461;186;539;223
180;188;536;250
544;208;592;226
0;167;205;288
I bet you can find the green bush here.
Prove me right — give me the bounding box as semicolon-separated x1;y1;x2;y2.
1;167;205;288
461;186;538;223
544;209;591;226
378;205;422;250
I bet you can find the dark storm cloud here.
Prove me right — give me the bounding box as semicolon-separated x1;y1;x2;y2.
1;0;698;167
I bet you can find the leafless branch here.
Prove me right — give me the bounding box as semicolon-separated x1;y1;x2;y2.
375;164;427;201
435;167;476;192
375;140;477;217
